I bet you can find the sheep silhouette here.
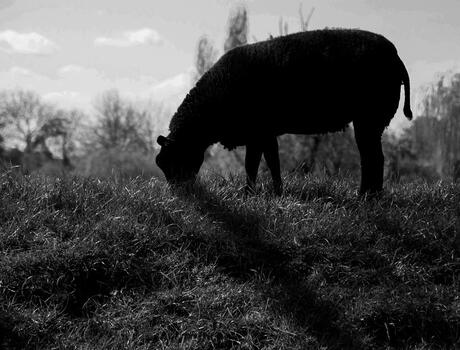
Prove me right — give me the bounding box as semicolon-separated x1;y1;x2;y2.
156;28;413;195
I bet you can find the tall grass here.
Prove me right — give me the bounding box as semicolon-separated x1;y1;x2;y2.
0;169;459;349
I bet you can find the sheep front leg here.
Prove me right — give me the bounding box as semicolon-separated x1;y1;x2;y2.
245;144;263;194
263;137;282;196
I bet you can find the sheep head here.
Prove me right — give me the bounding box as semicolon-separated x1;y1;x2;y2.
156;135;203;183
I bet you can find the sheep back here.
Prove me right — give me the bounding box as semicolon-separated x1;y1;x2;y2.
168;28;407;150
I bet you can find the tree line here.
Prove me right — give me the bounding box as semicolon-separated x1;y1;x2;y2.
1;5;459;183
0;89;164;178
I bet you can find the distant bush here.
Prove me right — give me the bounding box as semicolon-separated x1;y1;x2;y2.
203;144;245;176
33;160;69;177
80;147;163;180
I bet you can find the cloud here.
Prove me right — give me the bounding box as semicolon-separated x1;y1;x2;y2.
0;30;58;55
94;28;164;48
0;66;51;92
0;0;14;10
43;91;90;110
0;62;192;121
9;66;34;76
148;71;192;101
57;64;100;78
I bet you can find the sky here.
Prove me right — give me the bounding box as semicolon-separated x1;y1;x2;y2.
0;0;459;132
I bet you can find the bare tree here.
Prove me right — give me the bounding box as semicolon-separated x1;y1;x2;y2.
299;4;315;31
43;108;85;166
91;89;156;152
0;102;6;153
82;90;163;179
224;5;248;52
278;4;315;37
0;89;56;153
0;89;84;172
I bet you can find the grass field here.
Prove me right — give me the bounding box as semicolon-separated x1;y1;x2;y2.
0;169;459;349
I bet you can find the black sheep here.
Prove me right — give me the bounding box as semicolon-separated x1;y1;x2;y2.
156;28;413;195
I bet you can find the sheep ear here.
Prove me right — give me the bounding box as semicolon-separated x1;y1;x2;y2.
157;135;168;146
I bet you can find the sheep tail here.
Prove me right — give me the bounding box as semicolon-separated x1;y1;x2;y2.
398;56;413;120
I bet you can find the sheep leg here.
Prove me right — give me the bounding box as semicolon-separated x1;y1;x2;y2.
245;144;263;194
354;124;384;195
263;137;282;195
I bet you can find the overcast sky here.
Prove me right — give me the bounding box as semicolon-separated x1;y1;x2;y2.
0;0;459;130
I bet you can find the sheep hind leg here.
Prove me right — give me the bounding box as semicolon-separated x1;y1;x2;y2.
263;137;282;196
245;143;263;194
354;123;385;196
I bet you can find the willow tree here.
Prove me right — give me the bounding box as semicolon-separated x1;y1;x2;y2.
415;72;460;178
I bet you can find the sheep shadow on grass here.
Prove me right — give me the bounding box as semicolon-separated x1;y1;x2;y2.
170;180;367;349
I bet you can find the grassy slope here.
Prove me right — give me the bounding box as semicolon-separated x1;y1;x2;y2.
0;169;459;349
